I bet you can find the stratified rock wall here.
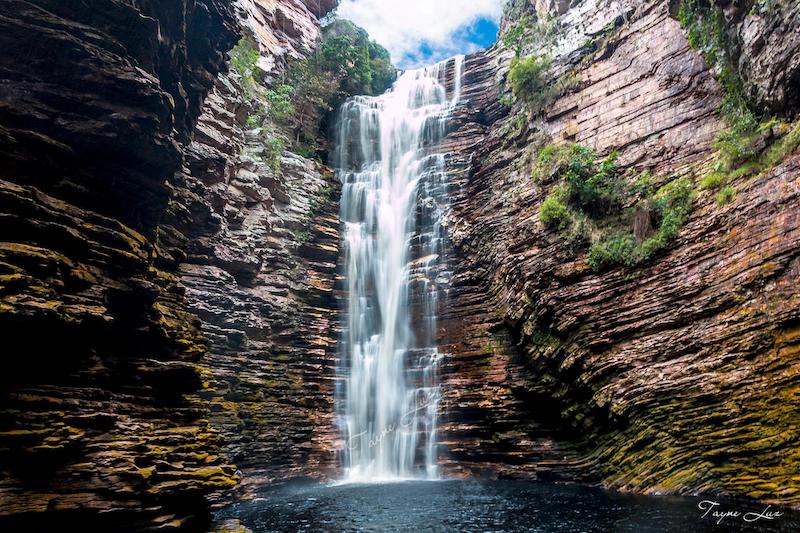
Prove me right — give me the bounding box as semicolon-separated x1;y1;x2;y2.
0;0;240;530
168;0;342;495
438;0;800;506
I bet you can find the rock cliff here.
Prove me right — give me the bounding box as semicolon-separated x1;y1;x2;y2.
169;0;343;494
436;0;800;507
0;0;340;529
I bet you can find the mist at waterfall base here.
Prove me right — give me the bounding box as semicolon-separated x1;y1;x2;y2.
334;55;464;481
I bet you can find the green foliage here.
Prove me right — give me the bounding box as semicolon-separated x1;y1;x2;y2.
726;161;761;180
503;15;536;50
230;38;260;94
295;144;322;162
762;122;800;168
532;143;578;182
260;126;285;171
536;142;694;271
509;55;554;112
540;190;571;230
713;122;760;171
632;171;654;197
700;171;726;190
700;120;800;198
716;185;736;206
566;150;620;216
677;0;774;171
367;41;397;95
588;233;638;271
284;58;337;149
510;113;527;137
246;114;262;129
587;178;694;271
638;177;694;260
264;85;295;124
533;143;620;216
502;14;557;54
651;177;694;231
259;19;396;153
679;1;800;205
321;19;395;97
295;230;312;243
234;20;396;160
499;11;578;113
508;53;578;115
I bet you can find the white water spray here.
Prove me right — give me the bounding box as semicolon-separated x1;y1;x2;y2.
335;56;464;482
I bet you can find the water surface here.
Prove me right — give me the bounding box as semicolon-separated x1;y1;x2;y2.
217;479;798;532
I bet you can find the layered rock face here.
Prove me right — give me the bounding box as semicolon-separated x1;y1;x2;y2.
0;1;249;530
0;0;344;526
170;0;342;491
2;0;799;527
436;0;800;506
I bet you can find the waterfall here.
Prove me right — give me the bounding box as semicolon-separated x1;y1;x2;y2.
335;55;465;482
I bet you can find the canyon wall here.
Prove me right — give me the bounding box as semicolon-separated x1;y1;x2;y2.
170;0;342;495
438;0;800;506
0;0;340;529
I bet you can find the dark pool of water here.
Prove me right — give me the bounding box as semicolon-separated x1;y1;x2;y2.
216;479;799;532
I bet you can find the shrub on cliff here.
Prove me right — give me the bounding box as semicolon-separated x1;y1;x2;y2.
534;144;621;217
502;10;558;55
230;38;260;95
536;143;694;271
540;190;571;230
588;176;695;270
509;55;554;113
716;185;736;206
264;85;295;124
587;233;638;271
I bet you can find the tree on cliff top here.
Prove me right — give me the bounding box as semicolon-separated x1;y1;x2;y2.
320;18;396;97
285;18;396;156
231;19;396;160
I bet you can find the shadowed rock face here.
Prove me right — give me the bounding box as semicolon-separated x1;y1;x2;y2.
434;0;800;507
0;0;242;530
0;0;344;526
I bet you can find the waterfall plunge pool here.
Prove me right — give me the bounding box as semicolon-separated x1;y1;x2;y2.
215;479;799;532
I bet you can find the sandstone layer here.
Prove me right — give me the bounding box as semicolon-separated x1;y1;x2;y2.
171;0;342;491
435;0;800;507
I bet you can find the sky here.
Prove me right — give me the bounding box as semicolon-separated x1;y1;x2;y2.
336;0;504;69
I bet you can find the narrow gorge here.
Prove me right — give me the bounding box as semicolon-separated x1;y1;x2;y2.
0;0;798;531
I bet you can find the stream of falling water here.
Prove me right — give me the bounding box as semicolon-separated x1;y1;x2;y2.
335;55;465;482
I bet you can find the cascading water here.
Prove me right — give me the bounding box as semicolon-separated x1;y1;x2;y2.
335;55;465;482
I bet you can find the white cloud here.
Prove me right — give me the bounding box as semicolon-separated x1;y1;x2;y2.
336;0;504;69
